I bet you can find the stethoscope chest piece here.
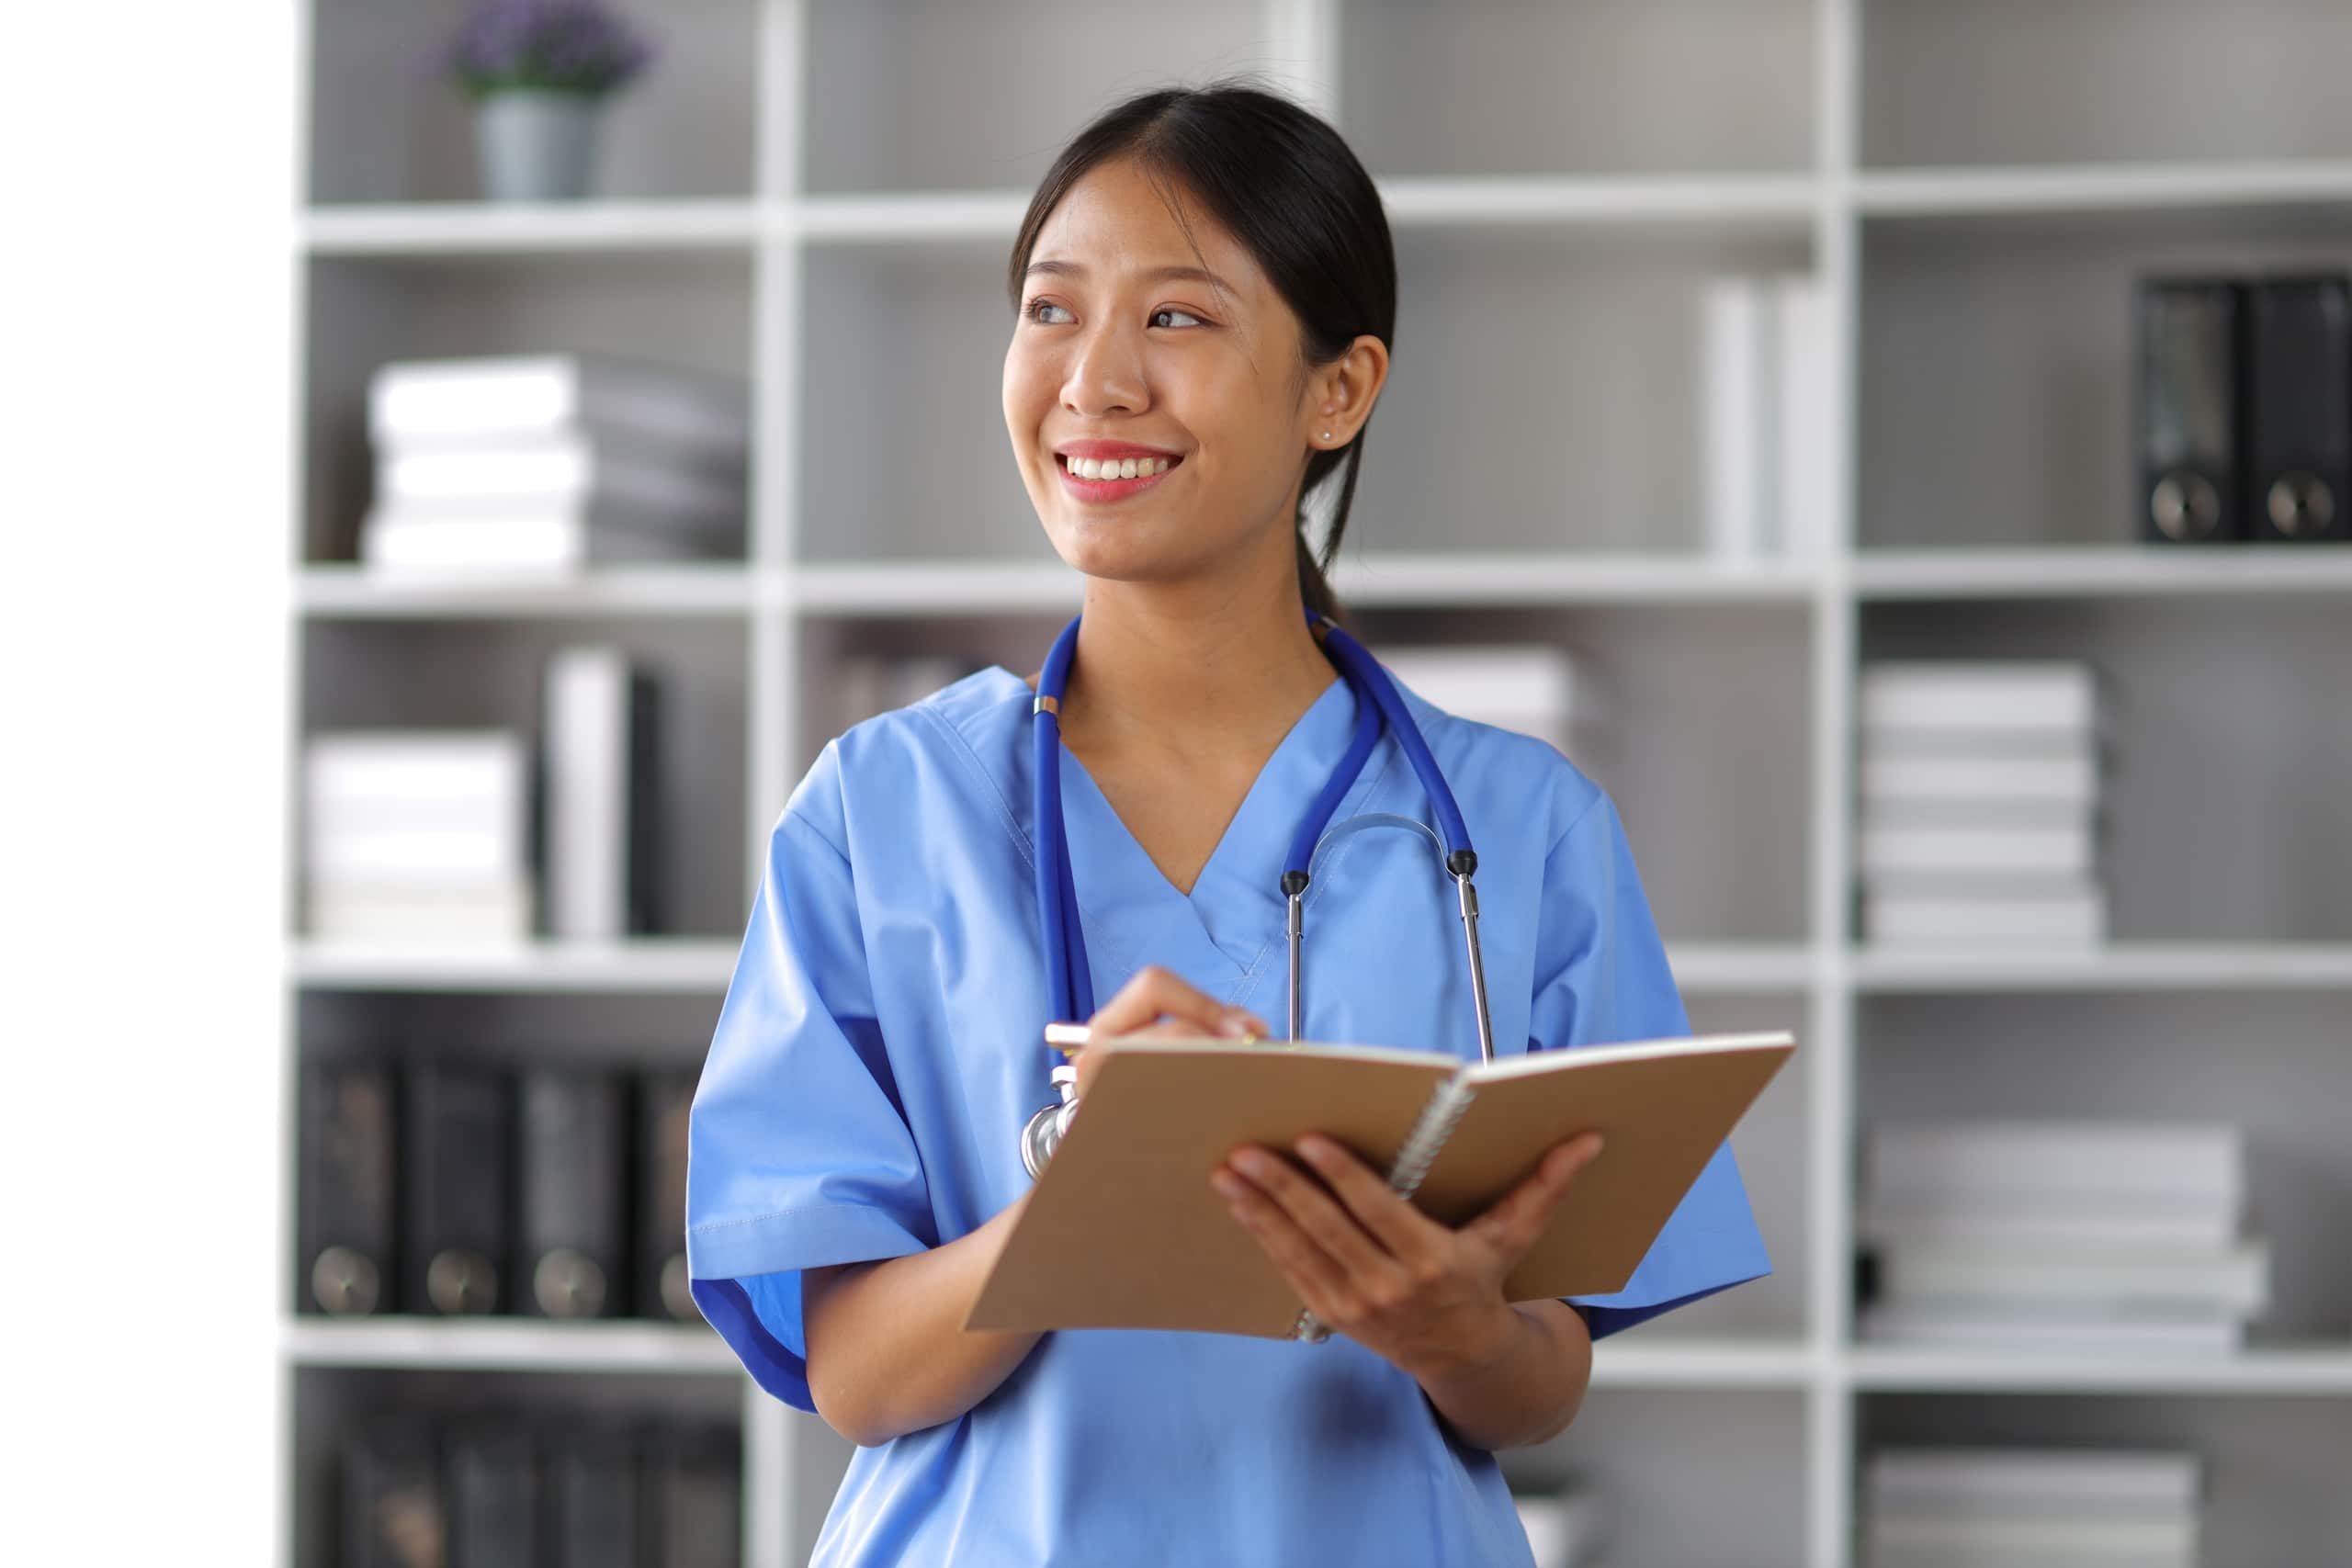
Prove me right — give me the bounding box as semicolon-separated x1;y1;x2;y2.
1020;1060;1080;1180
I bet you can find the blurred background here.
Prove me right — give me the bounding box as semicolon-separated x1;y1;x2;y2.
20;2;2352;1564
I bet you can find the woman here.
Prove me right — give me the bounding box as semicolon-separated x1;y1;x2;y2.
685;80;1769;1564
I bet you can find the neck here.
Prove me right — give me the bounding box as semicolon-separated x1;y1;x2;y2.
1056;562;1337;761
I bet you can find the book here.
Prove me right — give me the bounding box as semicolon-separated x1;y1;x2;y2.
368;353;750;460
1858;823;2096;877
543;646;663;940
1858;1190;2238;1250
1866;1122;2243;1206
967;1029;1794;1337
1875;1237;2269;1315
1860;662;2098;735
1859;748;2100;807
1864;1510;2196;1560
1865;1447;2200;1515
378;433;743;522
360;499;740;573
1856;1303;2245;1355
1701;275;1774;562
1860;886;2109;945
1775;273;1832;561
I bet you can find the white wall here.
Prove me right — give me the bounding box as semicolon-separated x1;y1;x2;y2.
6;7;294;1562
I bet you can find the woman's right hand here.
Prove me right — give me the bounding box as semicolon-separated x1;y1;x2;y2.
1071;965;1269;1097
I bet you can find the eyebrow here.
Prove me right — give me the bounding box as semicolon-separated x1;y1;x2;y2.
1023;259;1235;294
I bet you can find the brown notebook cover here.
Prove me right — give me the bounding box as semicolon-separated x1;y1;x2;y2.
967;1030;1795;1337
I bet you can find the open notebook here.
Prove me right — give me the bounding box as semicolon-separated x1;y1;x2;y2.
967;1029;1796;1338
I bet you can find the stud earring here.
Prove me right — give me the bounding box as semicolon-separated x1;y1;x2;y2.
1320;430;1332;441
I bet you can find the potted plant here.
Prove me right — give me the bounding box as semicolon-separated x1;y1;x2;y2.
447;1;655;202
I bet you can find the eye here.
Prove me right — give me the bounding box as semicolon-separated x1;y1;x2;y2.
1151;306;1205;329
1023;297;1074;325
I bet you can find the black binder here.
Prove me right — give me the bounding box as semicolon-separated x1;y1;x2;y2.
401;1064;514;1315
2248;273;2352;543
552;1424;644;1568
447;1425;540;1568
638;1067;701;1322
2135;277;2249;544
645;1423;741;1568
520;1065;630;1318
298;1058;395;1316
343;1416;444;1568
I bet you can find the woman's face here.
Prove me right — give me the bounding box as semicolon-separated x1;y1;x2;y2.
1002;156;1337;591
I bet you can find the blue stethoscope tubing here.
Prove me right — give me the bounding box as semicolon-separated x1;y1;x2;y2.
1022;604;1501;1181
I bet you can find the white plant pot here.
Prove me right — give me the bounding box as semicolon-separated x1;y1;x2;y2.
474;88;604;202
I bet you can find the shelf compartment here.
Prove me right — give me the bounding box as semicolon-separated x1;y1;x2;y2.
1861;0;2352;171
301;250;754;565
1857;203;2352;552
1339;0;1816;179
799;0;1265;194
1498;1389;1808;1568
300;617;752;940
1857;598;2352;943
1858;989;2352;1344
305;0;760;204
1857;1393;2352;1568
1360;222;1815;558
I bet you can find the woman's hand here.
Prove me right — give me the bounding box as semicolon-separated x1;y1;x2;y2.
1069;964;1269;1098
1210;1129;1604;1384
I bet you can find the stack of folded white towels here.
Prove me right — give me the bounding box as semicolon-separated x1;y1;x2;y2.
1857;660;2106;946
361;353;749;573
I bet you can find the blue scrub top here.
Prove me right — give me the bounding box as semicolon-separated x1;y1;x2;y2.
686;662;1770;1566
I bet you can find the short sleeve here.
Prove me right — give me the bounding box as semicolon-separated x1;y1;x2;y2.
1526;788;1772;1338
684;791;935;1412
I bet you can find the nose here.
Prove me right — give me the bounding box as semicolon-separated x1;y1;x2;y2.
1059;315;1149;419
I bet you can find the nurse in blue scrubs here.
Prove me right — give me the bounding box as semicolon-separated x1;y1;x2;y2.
685;79;1771;1565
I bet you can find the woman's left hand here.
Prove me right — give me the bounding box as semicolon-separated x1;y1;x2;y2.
1210;1130;1603;1382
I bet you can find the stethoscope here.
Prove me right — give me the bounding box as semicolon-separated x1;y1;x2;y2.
1021;604;1498;1181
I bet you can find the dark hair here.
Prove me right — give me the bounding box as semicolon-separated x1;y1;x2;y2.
1006;77;1396;621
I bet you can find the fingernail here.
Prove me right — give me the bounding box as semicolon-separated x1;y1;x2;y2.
1295;1135;1332;1164
1231;1147;1269;1178
1219;1014;1257;1038
1209;1169;1244;1199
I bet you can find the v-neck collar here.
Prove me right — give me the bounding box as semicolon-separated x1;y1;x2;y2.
997;665;1397;1009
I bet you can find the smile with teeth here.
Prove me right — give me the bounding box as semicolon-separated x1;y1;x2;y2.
1060;454;1177;479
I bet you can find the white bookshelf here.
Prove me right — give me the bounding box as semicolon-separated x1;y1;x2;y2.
284;2;2352;1565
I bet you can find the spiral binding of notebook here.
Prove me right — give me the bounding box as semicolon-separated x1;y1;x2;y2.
1290;1077;1484;1342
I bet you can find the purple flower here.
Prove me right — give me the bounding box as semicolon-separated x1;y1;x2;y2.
447;1;655;97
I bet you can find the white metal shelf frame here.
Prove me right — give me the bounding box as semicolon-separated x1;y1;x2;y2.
281;3;2352;1567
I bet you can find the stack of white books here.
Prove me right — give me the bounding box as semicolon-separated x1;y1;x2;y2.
360;353;750;573
1865;1448;2202;1568
305;732;533;942
1857;660;2107;946
542;647;663;942
1380;644;1600;761
1512;1484;1606;1568
1698;271;1832;564
1859;1121;2264;1356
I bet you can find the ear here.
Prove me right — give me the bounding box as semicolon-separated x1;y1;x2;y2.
1305;333;1390;447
